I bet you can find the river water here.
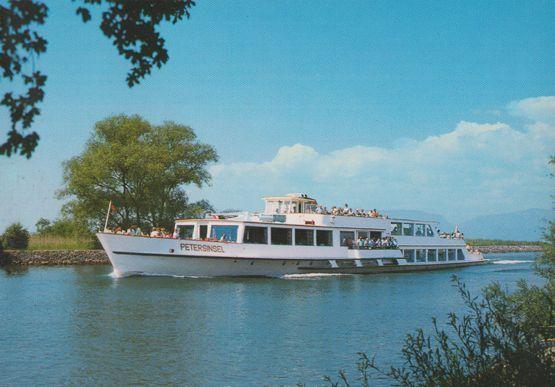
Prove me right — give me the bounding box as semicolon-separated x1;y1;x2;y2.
0;252;542;386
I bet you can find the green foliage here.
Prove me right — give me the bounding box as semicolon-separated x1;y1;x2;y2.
34;217;90;238
324;156;555;386
325;277;554;387
466;238;544;247
2;223;30;249
59;115;218;231
1;0;196;158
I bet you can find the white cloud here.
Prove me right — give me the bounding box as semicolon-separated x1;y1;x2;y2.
199;97;555;222
508;96;555;124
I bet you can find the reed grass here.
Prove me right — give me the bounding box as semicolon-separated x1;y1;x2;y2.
28;235;97;250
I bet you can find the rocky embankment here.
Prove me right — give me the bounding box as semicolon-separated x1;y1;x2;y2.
472;245;544;254
0;250;109;266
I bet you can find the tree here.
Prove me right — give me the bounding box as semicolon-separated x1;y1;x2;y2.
1;0;196;158
59;114;218;231
2;222;30;249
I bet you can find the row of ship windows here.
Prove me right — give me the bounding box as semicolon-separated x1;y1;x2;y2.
403;248;465;263
392;222;434;237
179;225;334;246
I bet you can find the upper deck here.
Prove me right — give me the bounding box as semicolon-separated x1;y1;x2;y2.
175;193;465;248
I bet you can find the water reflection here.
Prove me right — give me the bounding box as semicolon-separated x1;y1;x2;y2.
1;264;29;276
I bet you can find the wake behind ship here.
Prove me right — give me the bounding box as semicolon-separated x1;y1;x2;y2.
97;193;484;277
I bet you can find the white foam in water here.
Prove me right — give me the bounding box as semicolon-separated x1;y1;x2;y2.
281;273;352;279
492;260;533;265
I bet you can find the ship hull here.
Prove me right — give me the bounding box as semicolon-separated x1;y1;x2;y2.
98;233;485;278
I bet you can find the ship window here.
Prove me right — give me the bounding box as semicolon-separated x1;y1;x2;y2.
427;249;437;261
271;227;292;245
340;231;355;247
295;229;314;246
370;231;382;239
211;225;238;242
416;249;426;262
391;222;402;236
316;230;333;246
426;225;434;237
457;249;465;261
199;225;208;239
243;226;267;244
178;225;194;239
357;230;368;239
438;249;446;261
403;223;414;236
403;249;415;263
415;224;425;237
448;249;456;261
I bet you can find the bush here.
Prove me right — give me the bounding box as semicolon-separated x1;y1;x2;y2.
2;223;30;249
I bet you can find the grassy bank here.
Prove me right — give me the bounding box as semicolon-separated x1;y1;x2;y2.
28;235;97;250
466;238;545;247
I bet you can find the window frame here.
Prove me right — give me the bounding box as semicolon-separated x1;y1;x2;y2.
271;227;293;245
295;228;315;246
243;226;268;244
415;224;425;237
438;249;447;261
210;225;239;242
340;231;355;247
316;230;333;247
427;249;437;262
177;225;194;239
416;249;426;262
402;223;414;236
391;222;402;236
403;249;415;263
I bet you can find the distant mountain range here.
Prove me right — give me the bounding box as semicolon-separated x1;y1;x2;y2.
386;208;553;242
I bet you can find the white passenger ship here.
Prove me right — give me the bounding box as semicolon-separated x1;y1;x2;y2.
97;194;485;277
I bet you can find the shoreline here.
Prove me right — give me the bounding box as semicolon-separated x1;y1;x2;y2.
0;245;544;267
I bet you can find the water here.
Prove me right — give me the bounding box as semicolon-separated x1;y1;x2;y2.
0;252;542;386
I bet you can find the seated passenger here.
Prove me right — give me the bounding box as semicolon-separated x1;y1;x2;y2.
343;204;352;216
358;237;365;248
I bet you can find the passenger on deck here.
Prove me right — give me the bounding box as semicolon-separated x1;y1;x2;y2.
357;237;365;248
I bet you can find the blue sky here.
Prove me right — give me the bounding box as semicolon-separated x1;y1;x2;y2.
1;0;554;231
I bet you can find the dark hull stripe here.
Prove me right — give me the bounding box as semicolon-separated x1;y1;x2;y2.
111;250;485;267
